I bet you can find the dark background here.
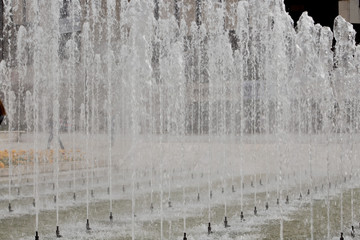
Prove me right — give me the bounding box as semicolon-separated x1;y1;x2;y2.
284;0;360;43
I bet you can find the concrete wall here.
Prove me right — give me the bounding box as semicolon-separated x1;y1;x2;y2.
339;0;350;21
339;0;360;24
350;0;360;23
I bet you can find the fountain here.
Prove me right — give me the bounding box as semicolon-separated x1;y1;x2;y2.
0;0;360;239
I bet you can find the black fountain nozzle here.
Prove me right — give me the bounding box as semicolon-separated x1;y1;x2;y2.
251;181;254;187
91;189;94;198
265;202;269;210
183;232;187;240
35;231;39;240
254;206;257;216
285;195;289;204
110;212;113;222
53;183;55;190
33;198;36;207
340;232;344;240
86;219;91;231
307;189;310;195
168;200;172;208
276;198;279;205
54;195;57;203
260;179;263;185
73;192;76;201
197;192;200;201
299;193;302;200
107;187;110;195
221;187;224;194
232;185;235;192
150;202;154;212
351;226;355;238
56;226;62;238
210;190;212;199
224;216;230;228
240;211;244;221
208;222;212;234
8;202;13;212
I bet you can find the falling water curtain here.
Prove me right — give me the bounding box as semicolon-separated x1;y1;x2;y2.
0;99;6;125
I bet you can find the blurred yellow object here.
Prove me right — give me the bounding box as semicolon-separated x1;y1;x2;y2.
0;149;83;168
